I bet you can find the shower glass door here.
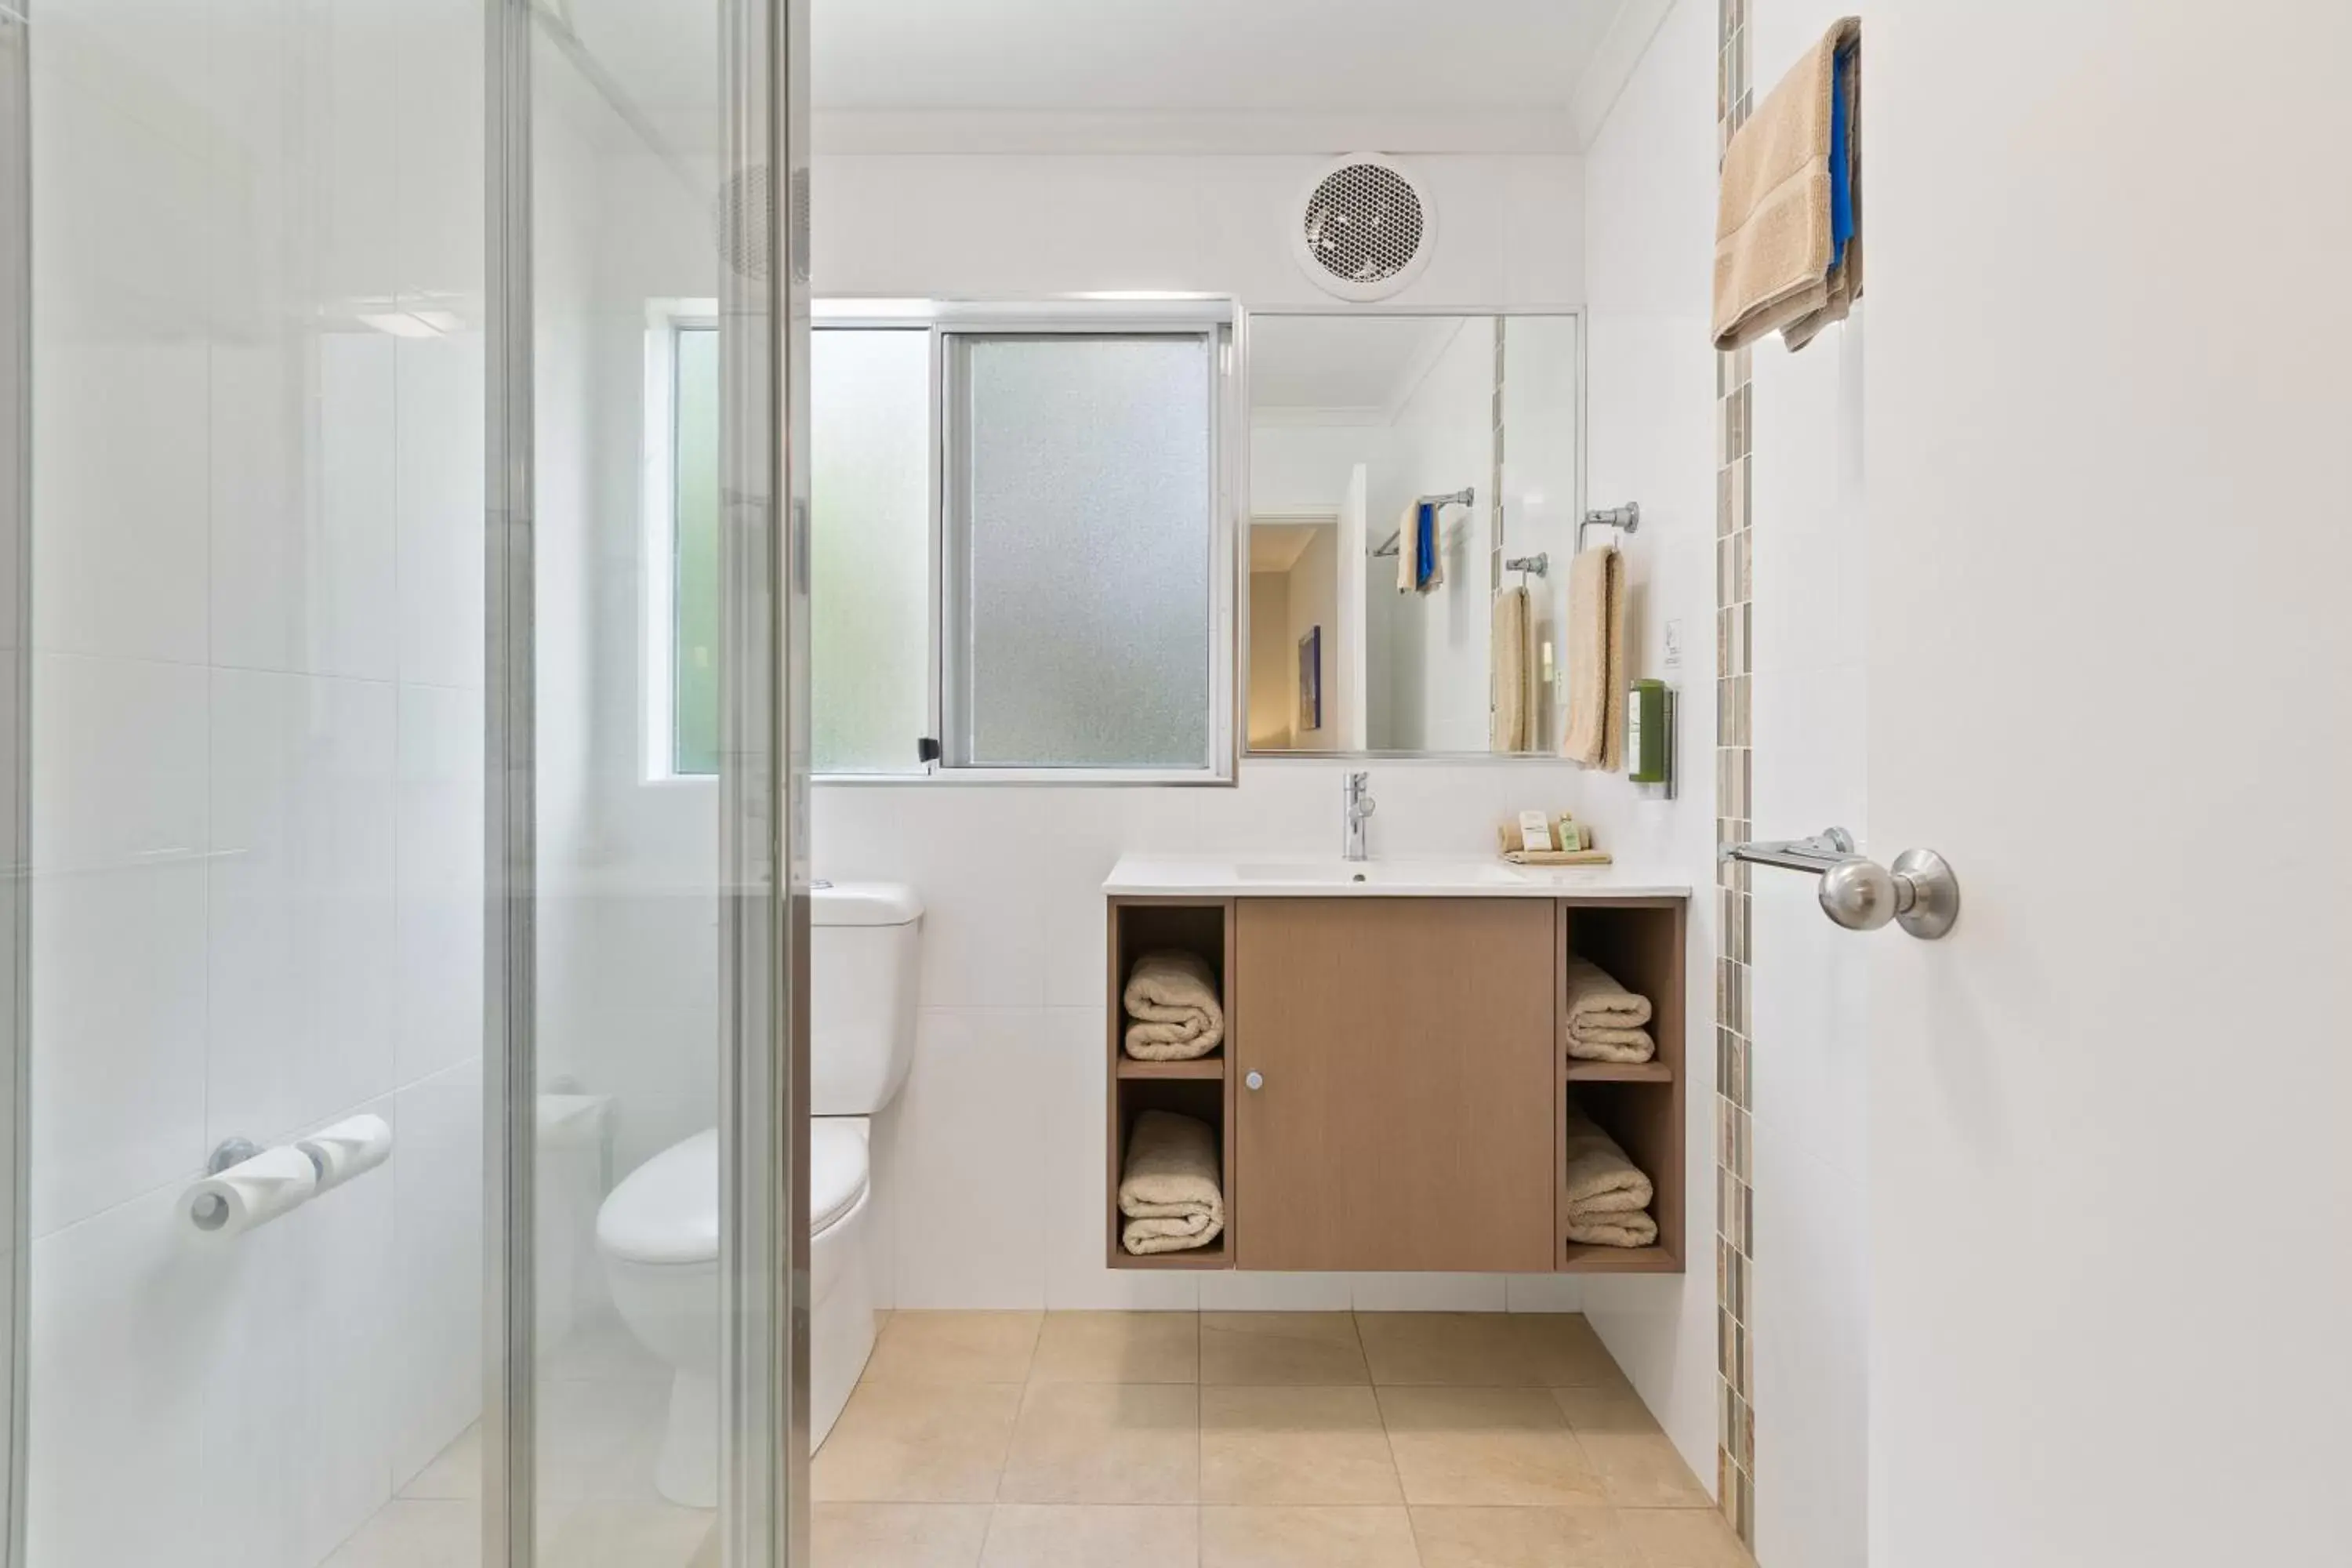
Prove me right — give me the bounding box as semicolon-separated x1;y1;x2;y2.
491;0;809;1564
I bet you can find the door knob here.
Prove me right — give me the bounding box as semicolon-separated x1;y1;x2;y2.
1817;849;1960;939
1244;1071;1264;1091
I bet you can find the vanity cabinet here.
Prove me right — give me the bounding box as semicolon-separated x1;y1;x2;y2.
1232;898;1558;1272
1105;879;1687;1276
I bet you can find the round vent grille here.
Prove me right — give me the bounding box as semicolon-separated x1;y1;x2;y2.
1291;154;1436;302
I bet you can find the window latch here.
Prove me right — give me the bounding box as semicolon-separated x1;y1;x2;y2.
916;736;942;765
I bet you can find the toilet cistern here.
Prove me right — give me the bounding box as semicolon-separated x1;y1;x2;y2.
1343;771;1376;861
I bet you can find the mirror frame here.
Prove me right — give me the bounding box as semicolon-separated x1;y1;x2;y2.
1236;303;1588;764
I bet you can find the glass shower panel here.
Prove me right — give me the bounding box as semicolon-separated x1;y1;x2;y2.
22;0;488;1563
511;0;802;1563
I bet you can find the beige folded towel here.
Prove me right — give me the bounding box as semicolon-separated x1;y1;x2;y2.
1567;1210;1660;1248
1565;958;1657;1064
1118;1110;1225;1255
1562;547;1625;770
1122;950;1225;1061
1563;1103;1657;1248
1491;585;1535;753
1713;16;1863;351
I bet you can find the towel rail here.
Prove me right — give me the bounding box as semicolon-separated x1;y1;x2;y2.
1721;827;1961;939
1371;488;1475;559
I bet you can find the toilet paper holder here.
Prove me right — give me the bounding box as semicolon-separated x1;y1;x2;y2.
189;1138;266;1229
190;1117;396;1232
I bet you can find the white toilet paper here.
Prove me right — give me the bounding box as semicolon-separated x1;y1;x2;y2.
297;1113;393;1196
184;1145;318;1240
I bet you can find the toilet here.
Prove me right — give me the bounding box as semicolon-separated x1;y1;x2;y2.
594;880;921;1508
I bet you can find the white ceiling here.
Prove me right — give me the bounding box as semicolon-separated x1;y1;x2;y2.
1249;315;1467;417
815;0;1623;113
553;0;1660;153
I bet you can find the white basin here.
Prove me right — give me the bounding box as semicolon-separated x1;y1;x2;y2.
1232;860;1533;889
1105;855;1690;900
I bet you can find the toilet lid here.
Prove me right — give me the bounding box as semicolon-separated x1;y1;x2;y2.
597;1123;869;1265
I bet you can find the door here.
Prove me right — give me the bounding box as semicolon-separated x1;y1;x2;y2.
488;0;811;1563
1864;3;2351;1565
1232;898;1555;1272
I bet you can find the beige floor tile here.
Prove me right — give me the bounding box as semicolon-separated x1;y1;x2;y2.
1029;1312;1200;1384
1553;1388;1711;1508
1201;1312;1370;1385
812;1382;1024;1503
1201;1385;1403;1505
1411;1505;1644;1567
1378;1386;1606;1507
865;1312;1045;1384
997;1383;1200;1504
1616;1507;1756;1568
978;1504;1199;1568
536;1500;714;1568
1200;1505;1422;1568
1357;1312;1541;1386
321;1501;481;1568
1517;1316;1628;1388
812;1504;993;1568
401;1422;481;1500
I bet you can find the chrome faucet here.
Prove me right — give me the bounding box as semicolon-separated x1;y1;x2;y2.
1342;771;1377;862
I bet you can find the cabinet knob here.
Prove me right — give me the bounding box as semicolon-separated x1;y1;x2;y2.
1244;1071;1264;1091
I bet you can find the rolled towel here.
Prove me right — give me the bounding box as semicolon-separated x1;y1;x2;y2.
1567;1210;1660;1248
1118;1110;1225;1255
1564;957;1656;1064
1122;950;1225;1061
1563;1103;1656;1219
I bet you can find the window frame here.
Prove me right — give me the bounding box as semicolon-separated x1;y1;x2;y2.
645;296;1240;786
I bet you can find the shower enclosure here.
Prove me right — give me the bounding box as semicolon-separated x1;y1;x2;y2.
0;0;811;1563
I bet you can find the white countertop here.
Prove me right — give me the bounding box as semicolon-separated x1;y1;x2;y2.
1103;854;1691;901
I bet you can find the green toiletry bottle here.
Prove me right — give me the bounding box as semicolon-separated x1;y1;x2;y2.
1628;680;1669;785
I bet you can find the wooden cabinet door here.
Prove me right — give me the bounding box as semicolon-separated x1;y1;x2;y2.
1233;898;1557;1272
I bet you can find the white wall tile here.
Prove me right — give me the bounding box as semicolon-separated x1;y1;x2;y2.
391;1059;485;1490
887;1008;1051;1308
1504;1274;1591;1314
397;684;485;1086
30;653;210;1233
1196;1272;1354;1312
1348;1273;1509;1312
27;1185;216;1568
208;670;398;1145
394;332;487;691
212;332;401;681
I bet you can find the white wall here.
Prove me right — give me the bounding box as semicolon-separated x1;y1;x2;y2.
1569;0;1726;1496
1573;4;1872;1564
25;0;485;1562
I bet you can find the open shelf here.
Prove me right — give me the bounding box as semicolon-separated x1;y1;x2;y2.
1563;1059;1674;1084
1117;1057;1225;1080
1557;900;1686;1276
1107;897;1236;1271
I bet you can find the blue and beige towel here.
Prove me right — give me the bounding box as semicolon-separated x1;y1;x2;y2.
1712;17;1863;352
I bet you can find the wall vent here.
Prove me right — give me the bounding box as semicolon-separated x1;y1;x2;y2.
1290;154;1436;302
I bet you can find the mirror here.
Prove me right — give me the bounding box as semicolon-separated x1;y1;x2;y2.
1245;313;1582;757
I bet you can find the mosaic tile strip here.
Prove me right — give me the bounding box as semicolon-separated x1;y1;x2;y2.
1714;0;1757;1548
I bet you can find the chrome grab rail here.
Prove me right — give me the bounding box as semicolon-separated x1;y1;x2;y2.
1722;826;1961;940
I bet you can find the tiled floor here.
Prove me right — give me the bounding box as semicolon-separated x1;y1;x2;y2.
815;1311;1759;1567
319;1308;1752;1566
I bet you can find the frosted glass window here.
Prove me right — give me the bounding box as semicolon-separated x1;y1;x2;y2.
948;336;1214;769
673;327;722;775
811;328;932;773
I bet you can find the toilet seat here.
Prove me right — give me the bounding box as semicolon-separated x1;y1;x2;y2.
597;1121;870;1267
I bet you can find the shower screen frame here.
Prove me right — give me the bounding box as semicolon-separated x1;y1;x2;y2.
482;0;812;1561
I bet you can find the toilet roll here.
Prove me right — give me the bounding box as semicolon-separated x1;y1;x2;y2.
183;1145;318;1240
297;1113;393;1196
